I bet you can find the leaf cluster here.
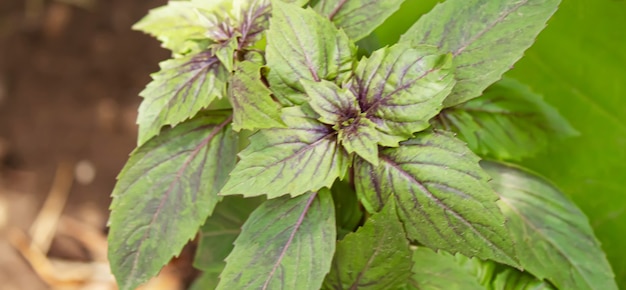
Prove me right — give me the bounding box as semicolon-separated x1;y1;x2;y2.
108;0;617;289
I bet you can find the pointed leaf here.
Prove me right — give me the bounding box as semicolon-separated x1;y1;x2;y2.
193;196;264;271
338;117;381;165
400;0;560;107
435;78;578;160
108;114;237;290
323;201;412;289
314;0;405;41
408;247;483;290
353;44;455;144
137;51;226;145
229;61;285;132
303;79;360;126
354;130;518;267
221;106;350;198
266;0;355;105
482;161;617;290
132;2;207;54
303;79;381;164
217;190;336;290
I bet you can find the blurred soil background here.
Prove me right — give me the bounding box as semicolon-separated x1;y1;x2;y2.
0;0;199;289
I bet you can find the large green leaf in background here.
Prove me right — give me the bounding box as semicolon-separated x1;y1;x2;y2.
484;161;616;290
506;1;626;286
376;0;626;287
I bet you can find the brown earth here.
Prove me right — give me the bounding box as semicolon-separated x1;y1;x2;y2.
0;1;178;289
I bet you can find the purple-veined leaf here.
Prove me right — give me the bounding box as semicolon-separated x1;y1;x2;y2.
229;61;285;131
354;130;518;267
314;0;405;41
400;0;561;107
266;0;356;105
193;0;271;45
217;190;336;290
353;44;455;145
303;79;360;126
483;161;617;290
221;106;350;198
108;113;237;290
303;79;381;164
337;117;381;165
136;51;226;146
323;201;412;289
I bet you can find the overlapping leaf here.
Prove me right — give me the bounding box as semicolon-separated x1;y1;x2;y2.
483;161;617;290
217;190;336;290
108;114;237;290
304;79;360;125
313;0;405;41
132;1;207;54
408;247;483;290
221;106;350;198
136;51;226;145
266;0;355;105
303;79;380;164
400;0;561;107
408;248;553;290
490;268;555;290
193;196;264;271
435;78;577;160
353;44;455;144
323;201;412;289
229;61;284;131
354;130;518;266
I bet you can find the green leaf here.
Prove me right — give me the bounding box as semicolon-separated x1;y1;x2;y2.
190;271;221;290
436;78;577;160
193;196;264;271
504;1;626;284
281;0;309;5
323;201;412;289
400;0;560;107
108;114;237;290
229;61;285;132
221;106;350;198
213;38;238;72
313;0;405;41
354;130;518;267
408;248;554;290
132;2;207;54
302;79;381;164
338;117;381;165
137;51;226;146
482;161;617;290
266;0;355;105
330;180;363;240
303;79;360;126
217;190;336;290
408;247;483;290
353;44;455;144
490;268;555;290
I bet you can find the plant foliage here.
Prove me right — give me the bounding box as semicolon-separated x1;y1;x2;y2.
108;0;617;289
